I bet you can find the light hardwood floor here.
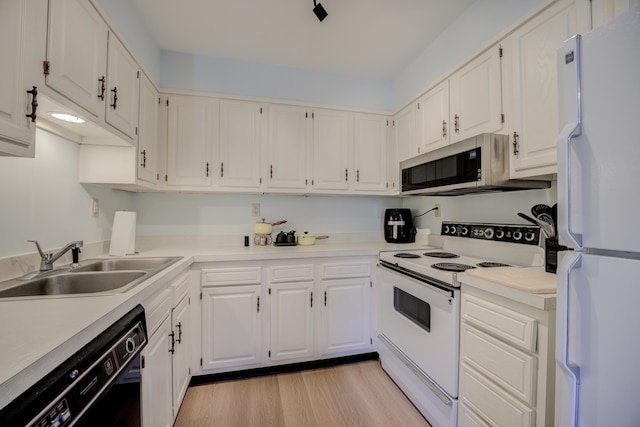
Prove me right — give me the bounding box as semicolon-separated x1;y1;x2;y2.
174;360;431;427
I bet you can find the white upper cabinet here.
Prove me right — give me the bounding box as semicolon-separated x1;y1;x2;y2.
218;100;265;190
311;109;353;192
394;103;417;162
47;0;108;119
137;73;160;184
353;113;388;193
267;104;310;191
450;45;504;143
589;0;640;29
0;0;45;157
167;95;218;187
507;0;576;178
105;33;140;140
416;80;450;153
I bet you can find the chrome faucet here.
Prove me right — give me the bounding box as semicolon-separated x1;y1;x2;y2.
29;240;84;271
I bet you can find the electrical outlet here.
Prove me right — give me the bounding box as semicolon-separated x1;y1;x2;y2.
251;203;261;217
91;198;99;217
435;204;441;217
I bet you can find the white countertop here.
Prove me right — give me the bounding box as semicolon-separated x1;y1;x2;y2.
0;238;428;409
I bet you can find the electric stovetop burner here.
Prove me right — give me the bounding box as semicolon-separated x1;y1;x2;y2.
431;263;476;272
394;253;422;259
477;262;511;268
424;252;459;258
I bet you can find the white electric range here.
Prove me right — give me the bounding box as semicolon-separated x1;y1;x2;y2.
377;221;544;427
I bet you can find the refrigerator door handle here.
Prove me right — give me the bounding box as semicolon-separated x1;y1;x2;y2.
556;250;582;427
557;35;583;249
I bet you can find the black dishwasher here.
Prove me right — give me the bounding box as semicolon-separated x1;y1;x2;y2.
1;305;147;427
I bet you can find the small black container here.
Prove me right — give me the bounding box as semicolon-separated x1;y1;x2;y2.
384;208;416;243
545;238;569;273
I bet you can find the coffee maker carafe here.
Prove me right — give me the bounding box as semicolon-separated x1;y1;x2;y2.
384;209;415;243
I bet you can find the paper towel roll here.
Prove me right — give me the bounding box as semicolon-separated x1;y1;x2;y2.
109;211;136;256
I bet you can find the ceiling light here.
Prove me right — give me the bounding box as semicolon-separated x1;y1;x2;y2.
313;0;328;22
49;112;85;124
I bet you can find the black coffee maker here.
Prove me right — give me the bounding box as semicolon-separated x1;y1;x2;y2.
384;209;416;243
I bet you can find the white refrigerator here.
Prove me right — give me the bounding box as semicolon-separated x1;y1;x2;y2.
556;5;640;427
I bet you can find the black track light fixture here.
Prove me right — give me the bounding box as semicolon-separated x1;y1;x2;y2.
313;0;328;22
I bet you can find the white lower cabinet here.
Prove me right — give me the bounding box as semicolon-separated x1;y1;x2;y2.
171;276;191;417
458;286;556;427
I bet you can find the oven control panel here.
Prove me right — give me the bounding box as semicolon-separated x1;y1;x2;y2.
441;222;540;245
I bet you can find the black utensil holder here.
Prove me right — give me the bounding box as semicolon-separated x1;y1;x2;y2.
545;238;569;274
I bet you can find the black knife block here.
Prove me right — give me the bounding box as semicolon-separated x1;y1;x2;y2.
545;238;569;274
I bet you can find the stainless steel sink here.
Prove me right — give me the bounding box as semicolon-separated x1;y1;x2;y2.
71;257;178;272
0;272;147;298
0;256;182;299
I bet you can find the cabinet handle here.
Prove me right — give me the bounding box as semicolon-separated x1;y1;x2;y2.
270;164;273;179
26;86;38;123
98;76;105;100
324;291;327;306
140;150;147;168
257;296;260;313
176;322;182;344
442;120;447;138
454;114;459;133
110;86;118;109
169;331;175;354
220;162;224;178
512;131;520;156
345;169;348;182
357;169;360;183
310;291;313;307
206;162;210;177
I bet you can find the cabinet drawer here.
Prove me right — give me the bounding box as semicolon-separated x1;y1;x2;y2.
270;264;314;283
459;403;491;427
143;287;172;336
171;272;190;305
321;262;370;279
461;323;537;405
202;267;261;286
461;293;537;352
460;365;535;427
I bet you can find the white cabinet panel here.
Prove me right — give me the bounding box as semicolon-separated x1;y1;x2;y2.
141;315;173;427
311;109;352;191
353;113;388;193
137;73;160;183
416;80;449;153
105;33;139;140
394;103;416;162
172;294;191;417
267;104;310;191
269;282;314;362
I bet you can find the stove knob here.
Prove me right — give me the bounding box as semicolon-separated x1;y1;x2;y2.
449;225;457;235
513;230;523;241
525;231;536;242
484;228;494;239
495;229;505;239
125;337;137;354
443;225;450;234
461;226;469;236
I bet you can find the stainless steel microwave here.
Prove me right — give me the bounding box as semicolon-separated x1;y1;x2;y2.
400;134;550;196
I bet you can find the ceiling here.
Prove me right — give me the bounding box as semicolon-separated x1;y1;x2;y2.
131;0;475;80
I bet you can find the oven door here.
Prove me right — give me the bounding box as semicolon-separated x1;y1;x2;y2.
377;266;460;397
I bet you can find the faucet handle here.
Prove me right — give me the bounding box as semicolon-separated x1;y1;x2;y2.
28;240;50;260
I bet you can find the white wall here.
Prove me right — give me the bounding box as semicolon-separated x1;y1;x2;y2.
0;130;133;258
133;192;400;237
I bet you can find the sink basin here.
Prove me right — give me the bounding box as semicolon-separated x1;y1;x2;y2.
0;271;146;298
0;257;182;299
71;257;178;272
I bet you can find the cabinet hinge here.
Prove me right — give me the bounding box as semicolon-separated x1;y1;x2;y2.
417;102;420;110
499;46;503;58
200;292;202;300
165;174;168;182
260;177;262;184
141;355;145;368
166;99;169;107
135;127;138;135
501;113;505;124
312;112;315;119
370;338;373;345
137;70;140;78
260;107;263;114
305;112;308;118
158;97;161;104
43;60;50;75
200;358;203;366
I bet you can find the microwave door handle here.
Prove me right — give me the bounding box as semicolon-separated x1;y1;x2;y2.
557;35;583;249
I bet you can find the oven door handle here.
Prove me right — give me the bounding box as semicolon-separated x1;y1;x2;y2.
378;334;452;406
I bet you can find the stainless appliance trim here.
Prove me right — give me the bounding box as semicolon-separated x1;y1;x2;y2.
378;333;452;406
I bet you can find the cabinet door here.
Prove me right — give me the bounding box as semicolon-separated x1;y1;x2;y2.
47;0;108;118
137;73;159;183
105;33;139;140
590;0;640;29
201;285;263;371
353;113;388;193
0;0;41;156
219;100;264;189
387;118;398;194
267;104;309;191
141;315;173;427
311;109;352;191
167;95;218;186
394;103;417;161
450;45;503;143
508;0;576;178
269;282;314;362
320;277;371;356
416;80;450;152
172;295;191;417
